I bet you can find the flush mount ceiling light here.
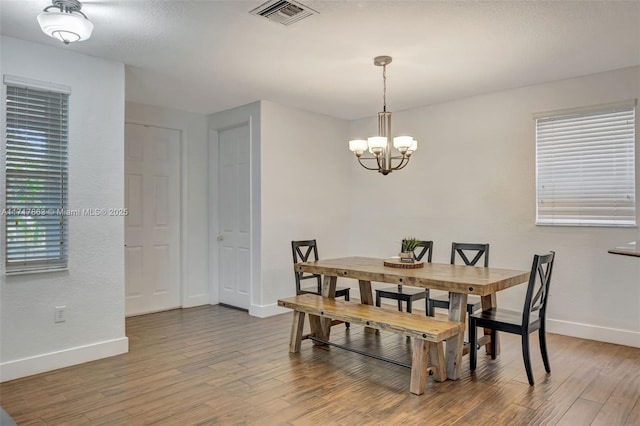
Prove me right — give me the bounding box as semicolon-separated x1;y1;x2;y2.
37;0;94;44
348;56;417;175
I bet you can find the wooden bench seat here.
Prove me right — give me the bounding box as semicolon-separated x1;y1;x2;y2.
277;294;464;395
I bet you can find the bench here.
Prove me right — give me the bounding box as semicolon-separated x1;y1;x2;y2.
277;294;464;395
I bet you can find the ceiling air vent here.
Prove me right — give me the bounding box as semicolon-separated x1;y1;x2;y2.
250;0;318;26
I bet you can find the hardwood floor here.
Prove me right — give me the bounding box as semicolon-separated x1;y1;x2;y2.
1;304;639;425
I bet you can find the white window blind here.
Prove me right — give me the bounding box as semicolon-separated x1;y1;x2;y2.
5;84;69;273
535;104;636;227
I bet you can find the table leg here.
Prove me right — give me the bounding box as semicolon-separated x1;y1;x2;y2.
481;294;500;355
318;275;337;341
358;280;376;333
445;292;468;380
322;275;337;297
358;280;374;304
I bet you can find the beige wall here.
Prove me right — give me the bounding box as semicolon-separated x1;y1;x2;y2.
260;101;352;310
1;37;127;381
347;66;640;347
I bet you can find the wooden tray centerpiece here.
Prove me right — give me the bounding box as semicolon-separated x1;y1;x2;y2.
384;259;424;269
383;237;425;268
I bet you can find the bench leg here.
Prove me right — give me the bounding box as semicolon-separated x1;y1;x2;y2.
308;314;330;346
289;310;306;353
429;341;447;382
410;338;429;395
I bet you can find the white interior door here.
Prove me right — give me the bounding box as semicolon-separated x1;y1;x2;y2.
125;123;181;316
218;124;251;309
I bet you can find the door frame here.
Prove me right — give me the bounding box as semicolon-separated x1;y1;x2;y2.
208;103;261;315
124;120;186;313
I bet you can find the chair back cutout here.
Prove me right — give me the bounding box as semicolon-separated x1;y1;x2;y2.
450;242;490;267
523;251;555;325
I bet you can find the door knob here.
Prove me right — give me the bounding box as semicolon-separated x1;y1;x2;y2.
217;235;224;241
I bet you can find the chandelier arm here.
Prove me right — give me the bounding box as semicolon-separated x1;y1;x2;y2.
387;155;408;171
354;153;412;173
357;157;385;171
356;155;381;161
393;157;411;171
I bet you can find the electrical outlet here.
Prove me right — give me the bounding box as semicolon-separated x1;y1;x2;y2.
54;306;66;323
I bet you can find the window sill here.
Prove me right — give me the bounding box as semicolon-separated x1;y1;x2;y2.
536;222;638;228
5;267;69;276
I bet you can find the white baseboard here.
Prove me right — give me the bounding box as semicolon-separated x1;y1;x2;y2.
183;293;210;308
249;303;289;318
547;319;640;348
0;337;129;383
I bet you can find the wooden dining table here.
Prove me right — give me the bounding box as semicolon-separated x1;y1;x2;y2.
294;256;530;380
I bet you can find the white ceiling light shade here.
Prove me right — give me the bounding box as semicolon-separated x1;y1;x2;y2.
367;136;387;155
37;0;93;44
393;136;414;153
348;139;368;156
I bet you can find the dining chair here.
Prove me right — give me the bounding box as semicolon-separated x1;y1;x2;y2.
426;242;489;316
469;251;555;386
375;240;433;314
291;240;351;327
292;240;351;299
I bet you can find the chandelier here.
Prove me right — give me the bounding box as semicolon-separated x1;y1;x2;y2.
37;0;94;45
348;56;417;175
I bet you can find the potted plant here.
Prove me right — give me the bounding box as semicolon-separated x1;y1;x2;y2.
400;237;419;262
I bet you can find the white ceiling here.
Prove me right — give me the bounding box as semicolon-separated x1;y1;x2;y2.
1;0;639;120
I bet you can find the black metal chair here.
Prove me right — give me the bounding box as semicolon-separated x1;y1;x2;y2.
292;240;351;300
292;240;350;328
375;240;433;314
427;242;489;316
469;251;555;386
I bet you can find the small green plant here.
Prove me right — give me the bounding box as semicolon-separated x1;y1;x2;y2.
401;237;419;252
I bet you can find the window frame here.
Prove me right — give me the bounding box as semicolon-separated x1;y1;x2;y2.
3;75;72;274
534;100;637;228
